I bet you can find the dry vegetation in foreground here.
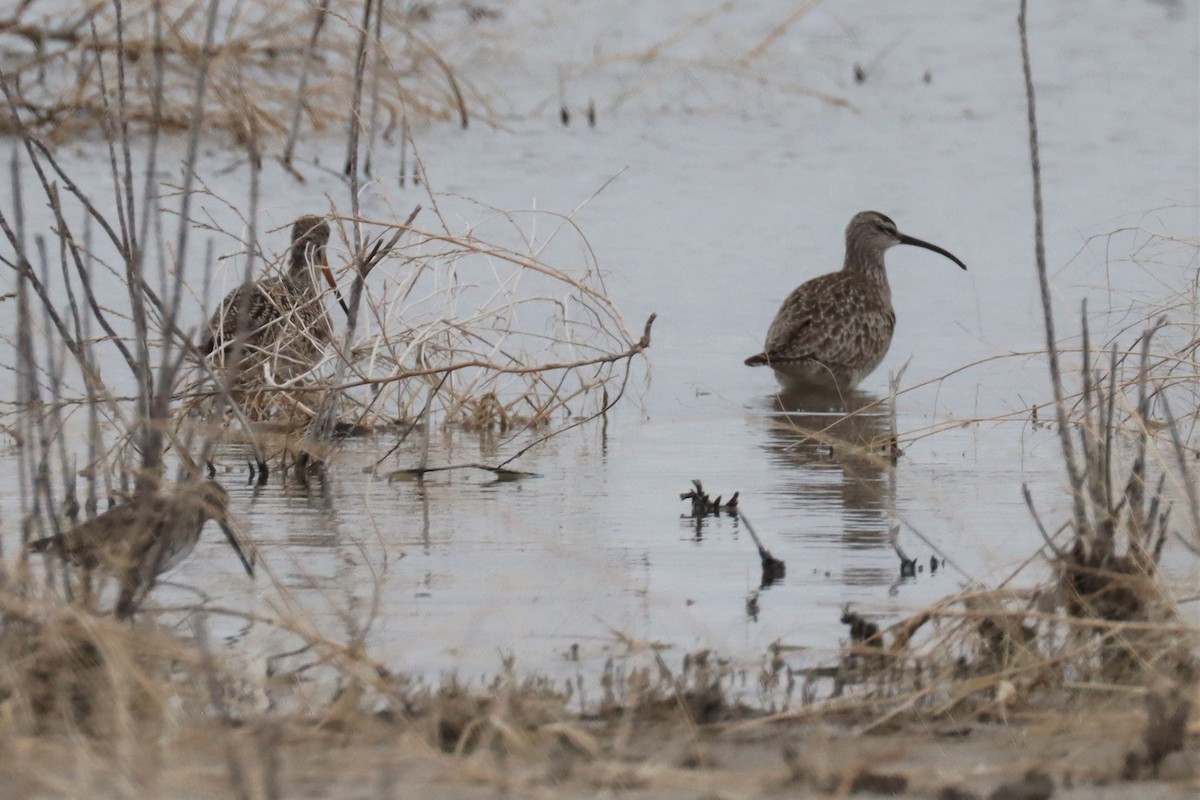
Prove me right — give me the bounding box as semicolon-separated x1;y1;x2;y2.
0;1;1194;798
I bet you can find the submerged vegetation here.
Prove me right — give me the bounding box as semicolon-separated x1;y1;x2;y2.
0;0;1194;797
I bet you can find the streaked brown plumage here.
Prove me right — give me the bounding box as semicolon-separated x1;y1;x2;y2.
745;211;966;392
201;215;336;380
28;479;254;618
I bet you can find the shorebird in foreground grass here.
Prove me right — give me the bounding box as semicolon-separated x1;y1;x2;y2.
28;480;254;618
201;215;338;380
745;211;967;393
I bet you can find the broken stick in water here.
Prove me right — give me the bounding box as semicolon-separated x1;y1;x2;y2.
736;510;785;587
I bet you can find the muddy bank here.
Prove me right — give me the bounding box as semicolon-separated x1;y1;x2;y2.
2;704;1195;799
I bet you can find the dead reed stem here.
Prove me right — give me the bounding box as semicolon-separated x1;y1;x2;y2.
283;0;329;168
1019;0;1087;541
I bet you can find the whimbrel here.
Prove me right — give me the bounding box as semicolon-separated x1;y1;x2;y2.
201;215;337;380
745;211;966;392
28;480;254;618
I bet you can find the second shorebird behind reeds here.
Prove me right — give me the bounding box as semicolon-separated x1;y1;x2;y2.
28;479;254;618
745;211;967;393
201;215;337;381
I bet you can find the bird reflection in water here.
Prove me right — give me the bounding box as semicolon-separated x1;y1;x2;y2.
761;387;897;587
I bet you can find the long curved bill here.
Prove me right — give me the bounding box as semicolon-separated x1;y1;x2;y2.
218;519;256;577
898;232;968;270
316;248;350;315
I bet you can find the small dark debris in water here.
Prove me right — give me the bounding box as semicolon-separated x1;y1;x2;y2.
923;69;933;84
247;459;269;486
987;771;1053;800
293;448;327;480
680;480;739;518
937;787;980;800
841;607;882;647
746;591;760;620
760;553;785;587
587;100;596;127
889;525;916;578
333;420;374;438
1122;688;1192;779
560;105;570;126
853;63;867;83
848;769;908;795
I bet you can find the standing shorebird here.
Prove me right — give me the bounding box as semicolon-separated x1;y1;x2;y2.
745;211;966;392
28;480;254;618
201;215;338;381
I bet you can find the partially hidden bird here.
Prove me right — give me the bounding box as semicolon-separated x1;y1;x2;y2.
201;215;338;381
28;479;254;618
745;211;966;393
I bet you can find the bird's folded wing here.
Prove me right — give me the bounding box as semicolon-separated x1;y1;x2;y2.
761;279;894;369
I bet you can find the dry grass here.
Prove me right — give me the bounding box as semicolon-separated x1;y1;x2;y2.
177;202;648;442
752;318;1198;730
0;0;481;146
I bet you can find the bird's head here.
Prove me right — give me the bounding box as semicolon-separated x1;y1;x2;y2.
846;210;966;270
289;215;331;275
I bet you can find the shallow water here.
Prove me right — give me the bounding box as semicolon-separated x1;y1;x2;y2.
2;0;1199;691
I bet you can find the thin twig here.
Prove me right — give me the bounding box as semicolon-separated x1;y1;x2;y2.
1018;0;1087;543
283;0;329;168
